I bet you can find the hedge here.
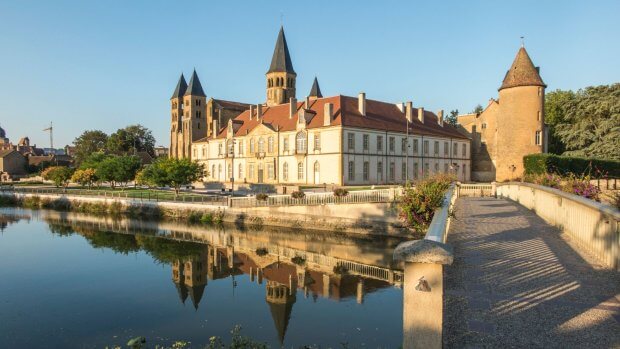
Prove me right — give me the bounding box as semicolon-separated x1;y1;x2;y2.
523;153;620;178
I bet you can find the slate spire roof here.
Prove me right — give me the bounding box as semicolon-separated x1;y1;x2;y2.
267;26;295;74
499;47;546;91
185;69;206;97
308;77;322;98
171;73;188;99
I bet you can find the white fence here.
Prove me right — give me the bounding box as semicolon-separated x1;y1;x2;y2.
230;188;403;208
497;182;620;270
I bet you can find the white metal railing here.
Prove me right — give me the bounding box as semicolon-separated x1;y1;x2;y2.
497;182;620;270
230;187;403;208
456;182;495;197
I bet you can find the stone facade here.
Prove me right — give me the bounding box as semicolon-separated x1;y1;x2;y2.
0;150;27;180
457;47;546;182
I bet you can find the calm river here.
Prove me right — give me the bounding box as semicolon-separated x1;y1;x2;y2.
0;208;404;348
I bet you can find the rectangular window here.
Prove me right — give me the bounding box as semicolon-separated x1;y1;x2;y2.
389;162;395;181
238;140;244;155
434;141;439;155
462;144;467;157
444;163;449;173
250;139;255;153
453;143;458;156
314;133;321;150
463;164;467;176
535;131;542;146
401;162;407;181
249;164;254;179
414;163;419;179
218;143;223;156
363;161;369;181
389;137;395;152
444;142;449;155
423;140;429;155
268;137;274;153
267;164;274;179
377;161;383;181
297;162;304;180
401;138;407;153
348;161;355;181
363;134;369;151
347;133;355;150
377;136;383;152
283;137;289;152
413;139;419;153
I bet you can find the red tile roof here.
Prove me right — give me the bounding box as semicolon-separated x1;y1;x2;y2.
209;95;468;140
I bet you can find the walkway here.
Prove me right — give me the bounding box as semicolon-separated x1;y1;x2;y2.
444;197;620;348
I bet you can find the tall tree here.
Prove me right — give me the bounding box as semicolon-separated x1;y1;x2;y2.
445;109;459;126
141;158;204;196
106;125;155;156
73;130;108;165
471;104;484;114
554;84;620;160
544;89;577;154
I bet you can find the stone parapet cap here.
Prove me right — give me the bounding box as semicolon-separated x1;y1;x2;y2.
393;239;454;265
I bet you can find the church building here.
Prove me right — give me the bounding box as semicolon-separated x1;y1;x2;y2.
174;27;471;186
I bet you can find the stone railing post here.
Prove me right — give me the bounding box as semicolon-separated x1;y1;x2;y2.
394;240;454;349
491;181;497;198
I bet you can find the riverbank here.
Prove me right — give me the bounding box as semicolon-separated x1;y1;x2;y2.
0;191;408;236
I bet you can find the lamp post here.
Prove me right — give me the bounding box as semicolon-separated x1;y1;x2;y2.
230;138;237;198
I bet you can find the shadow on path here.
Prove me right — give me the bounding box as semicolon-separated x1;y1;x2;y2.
444;197;619;348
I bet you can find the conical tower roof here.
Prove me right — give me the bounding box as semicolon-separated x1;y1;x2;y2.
499;47;546;91
267;27;295;74
185;69;206;97
188;284;206;310
308;77;322;98
268;298;295;344
174;281;188;304
171;74;188;99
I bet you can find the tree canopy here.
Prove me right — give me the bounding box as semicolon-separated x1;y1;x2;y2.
141;158;204;195
106;125;156;157
546;83;619;160
445;109;459;126
73;130;109;165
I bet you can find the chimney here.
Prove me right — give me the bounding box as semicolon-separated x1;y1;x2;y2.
358;92;366;116
305;96;310;109
405;101;413;123
257;104;263;119
212;119;218;137
324;102;333;126
289;97;297;119
249;105;254;120
417;107;425;124
437;109;444;127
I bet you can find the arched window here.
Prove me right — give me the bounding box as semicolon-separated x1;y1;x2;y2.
268;136;274;153
258;137;265;153
218;164;222;180
212;165;215;179
227;164;232;180
283;162;289;181
296;131;306;153
297;162;304;180
250;138;255;153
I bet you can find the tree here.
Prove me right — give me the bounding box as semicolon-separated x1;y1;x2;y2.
106;125;156;157
73;130;109;165
553;84;619;160
471;104;484;114
41;166;74;190
445;109;459;126
141;158;204;196
96;156;142;189
71;168;97;188
545;89;577;154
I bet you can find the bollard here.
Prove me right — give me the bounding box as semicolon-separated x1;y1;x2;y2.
394;240;454;349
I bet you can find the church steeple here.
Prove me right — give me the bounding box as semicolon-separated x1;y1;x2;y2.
499;47;546;91
171;74;188;99
308;77;322;98
266;27;297;106
185;69;206;97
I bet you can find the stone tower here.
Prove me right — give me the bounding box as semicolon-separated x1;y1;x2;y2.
266;27;296;106
182;70;207;159
496;46;546;180
170;73;187;159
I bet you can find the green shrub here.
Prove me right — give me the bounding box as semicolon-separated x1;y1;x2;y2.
524;153;620;178
200;212;214;224
22;196;42;209
255;247;268;256
333;188;349;197
255;193;269;201
187;211;202;224
291;190;305;199
398;174;452;234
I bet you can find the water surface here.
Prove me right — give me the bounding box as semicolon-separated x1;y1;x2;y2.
0;208;404;348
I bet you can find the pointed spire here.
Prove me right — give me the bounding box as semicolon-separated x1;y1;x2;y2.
308;77;322;98
268;26;295;74
185;69;206;97
171;73;187;99
187;284;206;310
499;47;546;91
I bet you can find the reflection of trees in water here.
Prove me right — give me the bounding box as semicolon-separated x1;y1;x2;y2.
0;213;29;232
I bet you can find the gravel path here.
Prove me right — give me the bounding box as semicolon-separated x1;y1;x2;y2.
443;197;620;348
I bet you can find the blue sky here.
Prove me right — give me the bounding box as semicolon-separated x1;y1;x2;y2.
0;0;618;148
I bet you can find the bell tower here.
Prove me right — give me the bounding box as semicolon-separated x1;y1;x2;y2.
183;69;207;160
266;27;296;106
170;73;187;159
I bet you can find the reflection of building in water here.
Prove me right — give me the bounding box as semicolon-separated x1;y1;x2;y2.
266;280;296;344
172;248;209;310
